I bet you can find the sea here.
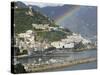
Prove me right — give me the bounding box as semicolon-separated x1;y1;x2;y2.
15;49;97;71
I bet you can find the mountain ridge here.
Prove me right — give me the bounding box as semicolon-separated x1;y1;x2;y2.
27;4;97;40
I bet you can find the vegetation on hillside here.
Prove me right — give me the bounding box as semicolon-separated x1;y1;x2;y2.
13;2;72;42
14;7;57;34
35;31;67;42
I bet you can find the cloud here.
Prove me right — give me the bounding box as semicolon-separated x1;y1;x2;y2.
23;2;64;8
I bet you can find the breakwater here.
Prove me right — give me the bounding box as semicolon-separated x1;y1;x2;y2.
23;57;97;72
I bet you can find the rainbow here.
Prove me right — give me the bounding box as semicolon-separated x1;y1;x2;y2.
55;5;81;24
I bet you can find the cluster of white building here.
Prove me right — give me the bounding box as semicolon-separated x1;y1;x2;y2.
15;30;51;54
15;29;91;53
32;24;49;30
51;33;91;49
15;30;35;53
32;23;59;31
51;41;74;49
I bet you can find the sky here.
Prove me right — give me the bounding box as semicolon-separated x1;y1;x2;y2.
23;2;64;8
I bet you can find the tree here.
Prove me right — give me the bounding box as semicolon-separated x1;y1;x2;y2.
13;63;26;73
74;41;85;49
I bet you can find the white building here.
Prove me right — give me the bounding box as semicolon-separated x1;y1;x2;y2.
51;33;91;49
16;30;35;52
51;41;74;49
82;38;91;44
49;59;57;63
32;24;49;30
61;33;91;44
49;27;58;31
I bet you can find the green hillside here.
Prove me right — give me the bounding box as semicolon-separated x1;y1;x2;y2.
36;31;66;42
13;2;72;42
14;7;56;33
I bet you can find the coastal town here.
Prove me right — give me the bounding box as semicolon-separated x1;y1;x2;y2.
12;2;97;73
13;22;97;72
14;22;95;55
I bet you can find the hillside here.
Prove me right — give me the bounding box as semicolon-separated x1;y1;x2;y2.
14;2;56;34
13;2;72;42
31;4;97;41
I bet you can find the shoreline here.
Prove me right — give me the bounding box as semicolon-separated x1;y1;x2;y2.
23;57;97;72
14;48;97;59
73;47;97;52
